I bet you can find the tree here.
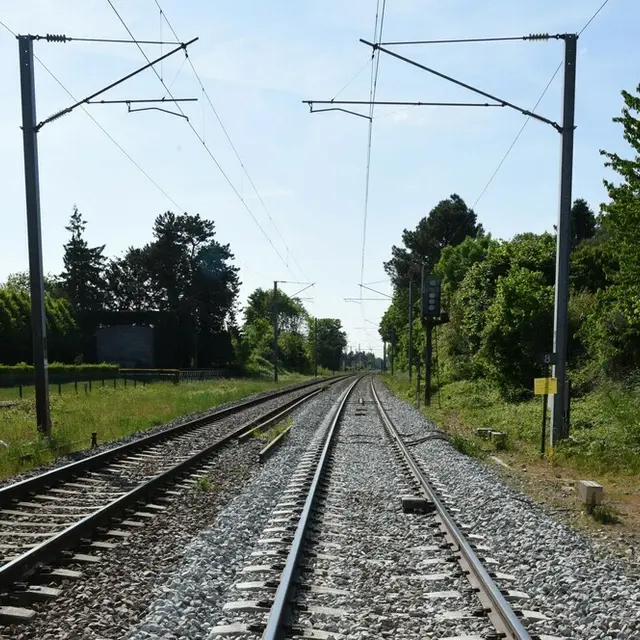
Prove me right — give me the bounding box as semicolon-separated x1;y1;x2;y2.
242;287;310;374
105;248;156;312
310;318;347;371
137;212;240;366
600;84;640;311
384;194;483;289
245;288;307;334
570;199;597;248
480;268;554;396
60;206;107;313
0;281;79;364
4;271;63;296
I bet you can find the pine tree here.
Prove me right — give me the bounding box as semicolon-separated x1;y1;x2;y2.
61;206;107;313
570;198;597;248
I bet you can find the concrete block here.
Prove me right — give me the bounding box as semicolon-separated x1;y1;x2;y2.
578;480;603;506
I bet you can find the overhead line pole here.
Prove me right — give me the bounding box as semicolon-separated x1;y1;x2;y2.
314;317;318;377
408;277;413;381
355;34;576;439
273;281;279;383
551;34;577;443
19;35;50;437
16;33;197;436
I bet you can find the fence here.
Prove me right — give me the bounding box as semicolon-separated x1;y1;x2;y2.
0;367;234;398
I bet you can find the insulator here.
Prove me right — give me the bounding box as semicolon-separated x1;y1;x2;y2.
48;108;70;123
46;33;68;43
527;33;550;41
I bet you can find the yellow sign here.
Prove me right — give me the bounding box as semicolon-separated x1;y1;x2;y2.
534;377;557;395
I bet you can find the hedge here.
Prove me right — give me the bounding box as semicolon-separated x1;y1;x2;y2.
0;362;119;387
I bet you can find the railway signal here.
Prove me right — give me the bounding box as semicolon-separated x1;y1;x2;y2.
421;274;442;318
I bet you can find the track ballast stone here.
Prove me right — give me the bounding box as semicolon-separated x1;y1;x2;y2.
374;377;640;640
123;382;349;640
4;379;350;640
0;377;330;489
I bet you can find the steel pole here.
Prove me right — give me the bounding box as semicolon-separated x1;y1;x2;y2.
551;34;577;443
408;278;413;381
314;317;318;376
273;281;278;382
425;321;432;406
19;36;51;437
390;338;395;376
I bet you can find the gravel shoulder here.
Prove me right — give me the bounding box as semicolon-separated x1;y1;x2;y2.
376;377;640;639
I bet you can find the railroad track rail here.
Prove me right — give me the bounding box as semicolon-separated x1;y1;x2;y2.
213;376;559;640
0;376;347;624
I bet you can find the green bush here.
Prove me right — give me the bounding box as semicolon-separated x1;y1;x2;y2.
0;362;119;387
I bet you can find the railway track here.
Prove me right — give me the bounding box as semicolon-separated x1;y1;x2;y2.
213;376;559;639
0;376;347;624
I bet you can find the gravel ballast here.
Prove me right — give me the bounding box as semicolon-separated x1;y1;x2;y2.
8;374;637;639
285;377;495;639
118;381;350;640
374;377;640;640
0;377;335;489
4;379;352;640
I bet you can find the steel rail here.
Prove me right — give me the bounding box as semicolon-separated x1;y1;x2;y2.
0;377;345;505
0;381;347;589
370;379;532;640
262;377;361;640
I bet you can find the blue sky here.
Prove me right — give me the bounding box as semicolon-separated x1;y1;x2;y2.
0;0;636;357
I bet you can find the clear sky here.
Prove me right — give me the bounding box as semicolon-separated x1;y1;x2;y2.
0;0;636;357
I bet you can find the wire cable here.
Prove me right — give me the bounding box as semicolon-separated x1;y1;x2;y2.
0;16;184;210
331;58;373;101
151;0;309;283
471;66;560;208
359;0;387;292
472;0;611;209
106;0;297;279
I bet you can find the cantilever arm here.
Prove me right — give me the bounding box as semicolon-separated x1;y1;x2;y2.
359;38;561;132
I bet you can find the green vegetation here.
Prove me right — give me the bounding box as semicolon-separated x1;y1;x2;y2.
2;209;348;379
0;376;306;481
251;417;293;444
0;280;79;365
384;375;640;476
590;504;620;525
378;82;640;487
234;287;347;377
196;476;218;493
0;363;118;387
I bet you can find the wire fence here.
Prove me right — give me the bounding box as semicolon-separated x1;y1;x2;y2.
0;367;233;399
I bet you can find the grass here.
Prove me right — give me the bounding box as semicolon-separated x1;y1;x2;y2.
384;374;640;476
590;503;620;525
195;476;219;493
251;418;293;444
0;374;309;481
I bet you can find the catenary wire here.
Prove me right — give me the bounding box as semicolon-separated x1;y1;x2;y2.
331;58;374;101
472;0;611;209
106;0;298;279
151;0;309;282
0;17;184;210
359;0;387;293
